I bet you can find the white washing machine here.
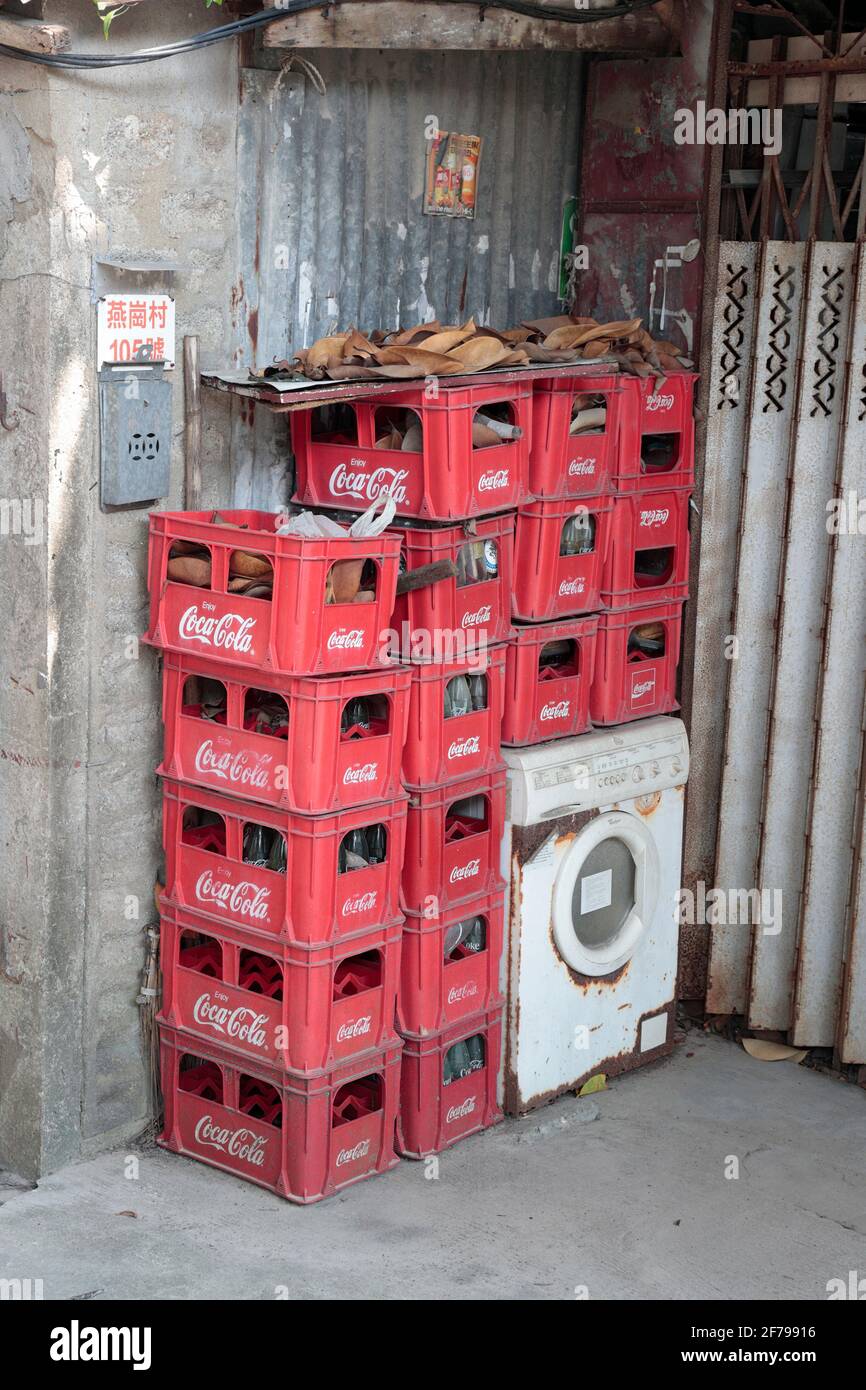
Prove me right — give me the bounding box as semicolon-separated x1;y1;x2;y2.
501;716;689;1115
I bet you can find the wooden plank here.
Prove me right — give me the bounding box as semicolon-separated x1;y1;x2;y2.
264;2;675;55
183;337;203;511
201;359;617;411
0;15;71;53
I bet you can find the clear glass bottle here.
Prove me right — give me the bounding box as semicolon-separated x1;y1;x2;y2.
445;674;472;719
462;917;486;953
243;823;271;868
266;832;287;875
468;673;487;711
366;823;386;865
341;697;370;739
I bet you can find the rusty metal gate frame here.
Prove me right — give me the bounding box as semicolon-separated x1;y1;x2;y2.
685;1;866;1062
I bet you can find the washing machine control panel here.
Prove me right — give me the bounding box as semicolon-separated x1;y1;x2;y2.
503;717;690;826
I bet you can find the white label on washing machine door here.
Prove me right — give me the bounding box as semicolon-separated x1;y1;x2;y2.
580;869;612;914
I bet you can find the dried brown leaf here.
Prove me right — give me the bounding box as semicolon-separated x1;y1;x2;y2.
372;346;466;374
390;319;442;345
446;338;511;370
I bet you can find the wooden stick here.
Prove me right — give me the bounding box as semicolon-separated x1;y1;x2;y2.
0;16;71;54
264;2;676;54
183;335;202;512
396;559;457;595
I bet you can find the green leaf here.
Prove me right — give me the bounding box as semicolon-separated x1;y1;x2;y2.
578;1073;607;1096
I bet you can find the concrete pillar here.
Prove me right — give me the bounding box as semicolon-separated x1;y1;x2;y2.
0;0;238;1178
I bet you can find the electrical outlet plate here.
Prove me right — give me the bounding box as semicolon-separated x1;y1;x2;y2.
99;364;172;508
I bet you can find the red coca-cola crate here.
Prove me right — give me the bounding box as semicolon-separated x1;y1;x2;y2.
614;373;696;493
162;777;407;945
159;650;411;814
387;513;515;661
159;900;402;1073
501;615;599;746
529;371;622;498
402;644;506;788
402;767;506;916
601;487;690;611
590;599;684;725
512;494;614;622
397;1005;503;1158
144;509;400;677
291;380;532;521
159;1023;402;1204
398;890;505;1037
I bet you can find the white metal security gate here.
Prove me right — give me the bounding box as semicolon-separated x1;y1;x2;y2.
691;239;866;1061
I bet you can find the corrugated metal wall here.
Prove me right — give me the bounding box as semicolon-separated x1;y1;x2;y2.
692;240;866;1060
229;47;583;506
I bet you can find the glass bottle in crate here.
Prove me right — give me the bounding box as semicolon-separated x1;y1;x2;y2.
366;823;386;866
243;823;272;868
445;1039;472;1085
341;697;371;740
444;674;472;719
468;673;487;711
466;1034;485;1072
462;917;486;953
443;919;467;960
339;827;370;872
267;831;287;875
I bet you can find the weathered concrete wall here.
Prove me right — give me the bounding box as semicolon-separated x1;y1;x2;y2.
0;0;238;1177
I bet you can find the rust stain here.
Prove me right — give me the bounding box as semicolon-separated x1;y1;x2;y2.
635;790;662;818
503;853;523;1118
248;307;259;357
512;1001;676;1114
0;748;82;771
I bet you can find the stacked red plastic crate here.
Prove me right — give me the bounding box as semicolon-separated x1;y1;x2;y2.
144;507;410;1203
292;383;520;1155
504;367;696;740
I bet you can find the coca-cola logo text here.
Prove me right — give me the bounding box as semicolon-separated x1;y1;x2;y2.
329;462;410;505
461;605;492;629
639;508;670;527
540;700;571;721
446;981;478;1005
328;629;365;650
449;859;481;884
192;994;269;1049
343;763;379;785
194;1116;268;1166
477;470;510;493
446;1096;477;1124
179;607;256;655
448;735;481;760
335;1138;372;1168
335;1016;372;1042
195;871;271;923
568;458;596;476
632;677;656;700
645;393;675;413
194;740;272;790
342;889;378;916
558;576;586;597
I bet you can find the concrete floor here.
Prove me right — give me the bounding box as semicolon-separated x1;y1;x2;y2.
1;1032;864;1301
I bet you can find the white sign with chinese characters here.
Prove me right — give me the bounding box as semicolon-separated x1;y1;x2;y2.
97;294;175;368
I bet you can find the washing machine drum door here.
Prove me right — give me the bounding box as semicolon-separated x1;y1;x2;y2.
552;810;660;977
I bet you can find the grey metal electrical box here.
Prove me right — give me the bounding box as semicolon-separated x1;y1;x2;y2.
99;363;172;508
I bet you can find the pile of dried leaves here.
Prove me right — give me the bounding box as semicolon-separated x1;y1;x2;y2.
257;315;693;384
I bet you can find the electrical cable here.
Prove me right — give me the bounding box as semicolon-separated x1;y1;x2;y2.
0;0;664;69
